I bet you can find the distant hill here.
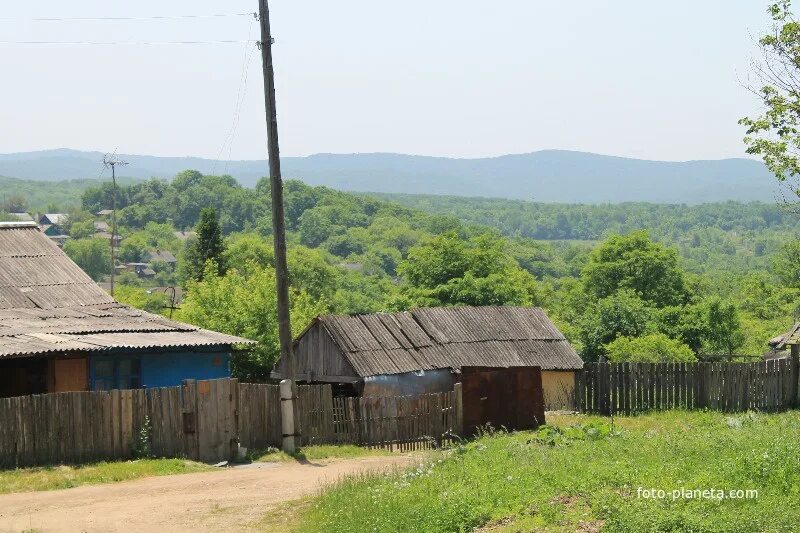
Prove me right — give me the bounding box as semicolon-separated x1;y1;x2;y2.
0;148;779;204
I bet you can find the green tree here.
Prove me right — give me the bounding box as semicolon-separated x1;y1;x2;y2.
398;232;538;307
69;219;96;240
704;298;746;359
114;285;170;314
605;333;697;363
655;304;710;354
740;1;800;197
772;239;800;288
181;207;226;283
581;231;686;307
177;263;327;381
64;238;112;281
222;233;274;274
2;193;28;213
579;290;653;362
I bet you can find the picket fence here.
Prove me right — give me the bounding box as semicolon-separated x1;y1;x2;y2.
576;359;798;415
0;379;459;468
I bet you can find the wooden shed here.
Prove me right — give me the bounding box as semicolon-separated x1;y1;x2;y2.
272;306;583;409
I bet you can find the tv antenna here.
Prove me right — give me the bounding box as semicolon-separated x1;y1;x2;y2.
103;155;128;297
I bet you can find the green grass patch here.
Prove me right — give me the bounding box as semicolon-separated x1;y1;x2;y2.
296;410;800;532
251;444;391;463
0;458;210;494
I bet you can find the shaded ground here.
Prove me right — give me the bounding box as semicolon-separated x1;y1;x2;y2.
0;455;411;532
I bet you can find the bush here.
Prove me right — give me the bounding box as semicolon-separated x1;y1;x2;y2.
605;333;697;363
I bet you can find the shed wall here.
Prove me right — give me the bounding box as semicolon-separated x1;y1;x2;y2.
362;369;455;397
541;370;575;411
283;322;359;382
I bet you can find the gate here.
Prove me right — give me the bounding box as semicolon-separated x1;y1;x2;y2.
460;366;545;435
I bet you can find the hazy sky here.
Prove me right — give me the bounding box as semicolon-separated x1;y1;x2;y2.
0;1;774;161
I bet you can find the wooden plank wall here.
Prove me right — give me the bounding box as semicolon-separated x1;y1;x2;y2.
0;378;239;468
576;360;797;415
294;386;458;450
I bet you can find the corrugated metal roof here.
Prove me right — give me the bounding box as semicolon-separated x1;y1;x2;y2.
312;306;583;377
0;225;254;358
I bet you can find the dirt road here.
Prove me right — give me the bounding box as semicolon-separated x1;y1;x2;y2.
0;455;412;532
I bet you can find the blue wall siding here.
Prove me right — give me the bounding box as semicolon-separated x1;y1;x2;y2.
140;352;231;388
89;350;231;390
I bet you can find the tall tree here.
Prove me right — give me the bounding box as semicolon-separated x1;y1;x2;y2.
581;231;686;307
181;208;226;283
397;232;538;308
704;298;746;360
64;238;112;282
740;1;800;199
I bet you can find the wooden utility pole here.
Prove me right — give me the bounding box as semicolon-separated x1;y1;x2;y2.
256;0;299;452
103;156;127;297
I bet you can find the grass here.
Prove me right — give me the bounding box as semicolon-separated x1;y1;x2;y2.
250;444;391;463
295;410;800;532
0;458;210;494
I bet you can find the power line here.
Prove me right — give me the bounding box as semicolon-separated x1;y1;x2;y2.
0;13;256;22
0;39;255;46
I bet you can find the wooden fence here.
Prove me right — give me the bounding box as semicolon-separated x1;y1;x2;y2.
1;379;461;468
291;385;457;450
576;360;798;415
237;383;281;450
0;379;238;468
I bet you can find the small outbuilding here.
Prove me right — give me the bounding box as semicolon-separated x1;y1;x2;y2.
272;306;583;409
767;323;800;360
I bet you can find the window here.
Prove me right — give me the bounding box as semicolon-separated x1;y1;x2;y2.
94;360;114;391
92;358;141;390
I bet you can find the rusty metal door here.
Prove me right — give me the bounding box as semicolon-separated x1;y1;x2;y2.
460;366;545;435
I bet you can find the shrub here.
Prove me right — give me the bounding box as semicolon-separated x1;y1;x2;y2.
605;333;697;363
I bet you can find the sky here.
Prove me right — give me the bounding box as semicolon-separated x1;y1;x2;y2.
0;1;775;161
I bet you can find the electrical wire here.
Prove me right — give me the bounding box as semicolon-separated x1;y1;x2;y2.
0;39;255;46
214;20;258;176
0;13;256;22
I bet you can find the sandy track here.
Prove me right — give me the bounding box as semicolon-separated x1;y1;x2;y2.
0;455;412;532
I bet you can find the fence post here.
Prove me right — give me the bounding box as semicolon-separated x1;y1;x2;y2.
280;379;298;454
453;382;464;437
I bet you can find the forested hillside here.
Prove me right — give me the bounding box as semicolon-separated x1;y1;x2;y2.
7;170;799;379
0;148;778;203
375;193;798;274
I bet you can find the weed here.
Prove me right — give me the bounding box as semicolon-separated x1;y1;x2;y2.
131;416;153;459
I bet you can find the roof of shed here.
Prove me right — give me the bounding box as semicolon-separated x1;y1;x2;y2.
304;306;583;377
768;322;800;349
0;222;253;358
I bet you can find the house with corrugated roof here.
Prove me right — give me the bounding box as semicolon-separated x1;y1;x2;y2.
7;213;34;222
38;213;67;227
144;249;178;267
0;221;254;398
272;306;583;409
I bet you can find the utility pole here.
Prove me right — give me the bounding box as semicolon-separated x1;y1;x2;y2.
256;0;299;453
103;155;127;297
